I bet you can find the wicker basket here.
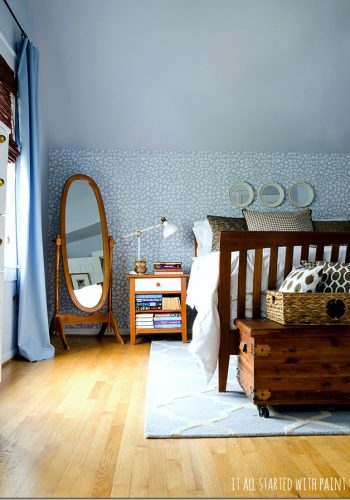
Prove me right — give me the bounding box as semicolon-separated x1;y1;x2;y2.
266;290;350;325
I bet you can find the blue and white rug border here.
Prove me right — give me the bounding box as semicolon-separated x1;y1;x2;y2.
145;341;350;439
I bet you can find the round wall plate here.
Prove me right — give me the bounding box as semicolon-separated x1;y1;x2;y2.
229;181;254;208
289;181;314;207
259;182;284;208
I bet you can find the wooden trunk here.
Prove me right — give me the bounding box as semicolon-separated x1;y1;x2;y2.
236;319;350;406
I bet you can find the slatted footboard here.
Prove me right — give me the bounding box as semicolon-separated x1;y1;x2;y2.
217;231;350;392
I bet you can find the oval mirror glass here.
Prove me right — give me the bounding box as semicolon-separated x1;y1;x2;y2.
229;181;254;208
289;181;314;207
61;175;109;311
259;182;284;207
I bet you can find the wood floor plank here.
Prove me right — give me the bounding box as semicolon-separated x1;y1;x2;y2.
0;336;349;498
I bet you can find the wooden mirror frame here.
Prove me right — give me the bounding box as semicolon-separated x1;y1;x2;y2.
60;174;109;313
50;173;123;350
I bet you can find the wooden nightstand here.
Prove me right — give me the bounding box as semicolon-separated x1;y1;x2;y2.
128;273;189;345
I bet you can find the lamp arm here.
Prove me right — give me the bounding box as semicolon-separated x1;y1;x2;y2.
124;222;162;239
138;223;162;234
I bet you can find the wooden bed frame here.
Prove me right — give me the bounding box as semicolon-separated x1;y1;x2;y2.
217;230;350;393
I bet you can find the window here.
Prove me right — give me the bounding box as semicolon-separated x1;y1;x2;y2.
4;162;17;272
0;52;19;279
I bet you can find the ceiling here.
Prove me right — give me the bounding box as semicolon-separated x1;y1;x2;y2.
18;0;350;153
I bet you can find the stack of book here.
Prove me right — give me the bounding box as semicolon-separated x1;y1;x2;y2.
162;296;181;310
135;294;162;310
153;313;182;329
135;313;154;329
154;261;183;274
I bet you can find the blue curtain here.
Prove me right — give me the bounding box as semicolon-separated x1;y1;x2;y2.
15;38;54;361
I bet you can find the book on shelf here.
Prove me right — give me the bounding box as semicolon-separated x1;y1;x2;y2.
153;316;181;323
136;294;162;310
136;304;162;309
154;323;181;329
153;313;181;318
154;265;182;269
154;270;183;274
135;299;162;303
162;296;181;309
154;261;183;273
154;261;182;266
136;299;162;303
136;294;162;299
136;304;162;310
153;319;181;326
136;314;154;323
136;299;162;304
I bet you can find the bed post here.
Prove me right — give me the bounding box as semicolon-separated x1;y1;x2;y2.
218;234;234;392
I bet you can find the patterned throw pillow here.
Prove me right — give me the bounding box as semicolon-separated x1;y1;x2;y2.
301;260;325;269
242;208;313;232
318;262;350;293
207;215;247;251
279;265;324;293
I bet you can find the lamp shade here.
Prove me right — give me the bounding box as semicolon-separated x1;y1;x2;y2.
162;220;179;239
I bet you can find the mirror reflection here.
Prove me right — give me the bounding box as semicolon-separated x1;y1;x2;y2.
289;181;314;207
65;180;104;308
229;181;254;208
259;182;284;207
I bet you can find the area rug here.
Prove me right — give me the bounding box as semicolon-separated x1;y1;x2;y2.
144;340;350;438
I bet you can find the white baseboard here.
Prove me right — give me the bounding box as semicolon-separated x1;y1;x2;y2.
1;348;16;364
64;327;129;336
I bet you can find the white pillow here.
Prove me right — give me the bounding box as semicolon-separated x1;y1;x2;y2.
193;220;213;256
279;265;324;293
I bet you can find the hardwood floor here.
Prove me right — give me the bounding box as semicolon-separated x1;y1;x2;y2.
0;335;349;498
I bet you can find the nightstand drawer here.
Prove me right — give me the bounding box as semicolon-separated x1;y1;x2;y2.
134;277;181;292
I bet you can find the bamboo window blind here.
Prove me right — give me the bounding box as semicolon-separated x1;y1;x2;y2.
0;54;19;163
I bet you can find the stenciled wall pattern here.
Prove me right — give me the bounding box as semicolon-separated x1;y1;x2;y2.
48;149;350;331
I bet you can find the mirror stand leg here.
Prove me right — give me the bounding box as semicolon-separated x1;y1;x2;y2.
96;323;108;340
111;314;124;344
49;317;56;337
56;316;70;350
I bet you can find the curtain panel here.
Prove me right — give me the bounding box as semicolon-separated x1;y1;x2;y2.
16;38;54;361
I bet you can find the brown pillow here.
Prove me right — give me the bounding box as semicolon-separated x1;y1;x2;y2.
207;215;247;251
313;220;350;232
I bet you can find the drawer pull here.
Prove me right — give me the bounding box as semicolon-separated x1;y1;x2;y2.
156;282;160;287
0;239;2;245
0;135;6;143
0;178;4;187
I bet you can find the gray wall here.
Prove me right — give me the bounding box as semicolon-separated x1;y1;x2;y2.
48;149;350;331
0;0;31;46
27;0;350;153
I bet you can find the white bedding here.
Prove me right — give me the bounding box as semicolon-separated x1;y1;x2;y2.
187;246;348;381
74;283;102;308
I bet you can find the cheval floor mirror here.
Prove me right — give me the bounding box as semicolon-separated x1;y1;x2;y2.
50;173;123;349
